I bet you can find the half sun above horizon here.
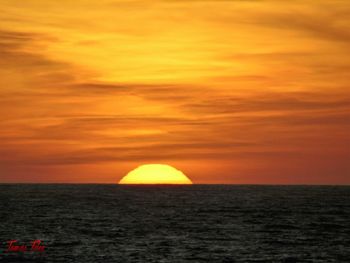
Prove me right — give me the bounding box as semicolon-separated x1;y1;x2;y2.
119;164;193;184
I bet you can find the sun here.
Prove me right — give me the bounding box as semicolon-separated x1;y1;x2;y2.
119;164;193;184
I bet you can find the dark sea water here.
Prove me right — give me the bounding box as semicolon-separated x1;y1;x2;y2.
0;185;349;262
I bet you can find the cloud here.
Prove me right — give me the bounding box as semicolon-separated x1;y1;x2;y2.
185;92;350;114
256;11;350;44
0;0;350;183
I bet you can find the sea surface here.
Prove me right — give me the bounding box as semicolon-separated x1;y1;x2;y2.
0;185;349;262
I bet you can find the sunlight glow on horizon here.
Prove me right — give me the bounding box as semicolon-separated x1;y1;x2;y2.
119;164;193;185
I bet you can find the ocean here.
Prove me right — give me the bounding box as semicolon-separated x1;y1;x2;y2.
0;184;349;262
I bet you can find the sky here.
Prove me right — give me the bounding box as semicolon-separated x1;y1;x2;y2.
0;0;349;184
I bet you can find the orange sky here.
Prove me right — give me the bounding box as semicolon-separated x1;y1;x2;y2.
0;0;349;184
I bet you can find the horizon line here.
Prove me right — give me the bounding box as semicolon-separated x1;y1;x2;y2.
0;183;349;186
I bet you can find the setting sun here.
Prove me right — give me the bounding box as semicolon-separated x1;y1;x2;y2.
119;164;192;185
